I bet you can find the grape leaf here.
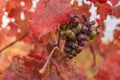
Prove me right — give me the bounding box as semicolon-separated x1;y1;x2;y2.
97;3;112;21
94;42;120;80
3;55;45;80
110;0;120;6
73;1;91;18
30;0;73;39
6;0;32;12
5;22;19;36
96;19;105;30
0;0;6;25
112;5;120;18
5;0;33;38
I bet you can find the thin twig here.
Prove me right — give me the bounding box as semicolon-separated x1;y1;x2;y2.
0;32;29;54
57;30;61;47
39;47;58;74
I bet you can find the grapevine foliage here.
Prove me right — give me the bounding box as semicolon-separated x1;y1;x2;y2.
0;0;120;80
30;0;73;39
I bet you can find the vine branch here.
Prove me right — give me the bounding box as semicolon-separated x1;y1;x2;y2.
0;32;29;54
39;46;58;74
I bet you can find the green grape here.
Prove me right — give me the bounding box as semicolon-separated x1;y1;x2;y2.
76;24;82;32
66;30;75;39
88;31;97;40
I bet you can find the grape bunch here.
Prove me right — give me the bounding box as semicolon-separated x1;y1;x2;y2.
60;14;100;59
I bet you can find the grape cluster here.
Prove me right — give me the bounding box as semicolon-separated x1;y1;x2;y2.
60;14;99;59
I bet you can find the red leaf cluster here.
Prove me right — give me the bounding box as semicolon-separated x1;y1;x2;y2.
3;55;45;80
4;0;33;39
94;42;120;80
30;0;73;39
73;1;91;18
97;3;112;21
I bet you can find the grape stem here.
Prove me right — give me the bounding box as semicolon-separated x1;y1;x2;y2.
0;31;29;54
57;30;61;47
39;46;58;74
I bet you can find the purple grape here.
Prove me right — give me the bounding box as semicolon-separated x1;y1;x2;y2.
64;41;74;48
76;46;82;53
81;26;88;33
87;27;93;35
62;14;97;59
77;34;87;41
73;18;80;27
63;47;72;53
72;28;78;34
86;22;92;28
78;41;86;47
82;14;87;21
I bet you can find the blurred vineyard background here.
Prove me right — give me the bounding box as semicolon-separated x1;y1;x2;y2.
0;0;120;80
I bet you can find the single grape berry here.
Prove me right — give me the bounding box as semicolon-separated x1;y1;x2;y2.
76;46;82;53
72;28;78;34
64;41;74;48
86;22;92;28
87;29;92;35
63;47;72;53
88;31;97;40
81;26;88;33
76;24;82;33
82;14;87;21
73;17;80;27
66;30;75;39
78;41;86;47
77;34;87;41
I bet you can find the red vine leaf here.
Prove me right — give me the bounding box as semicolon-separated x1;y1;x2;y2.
110;0;120;6
0;0;6;25
73;1;91;18
112;5;120;18
30;0;73;39
6;0;32;12
97;3;112;21
3;55;46;80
